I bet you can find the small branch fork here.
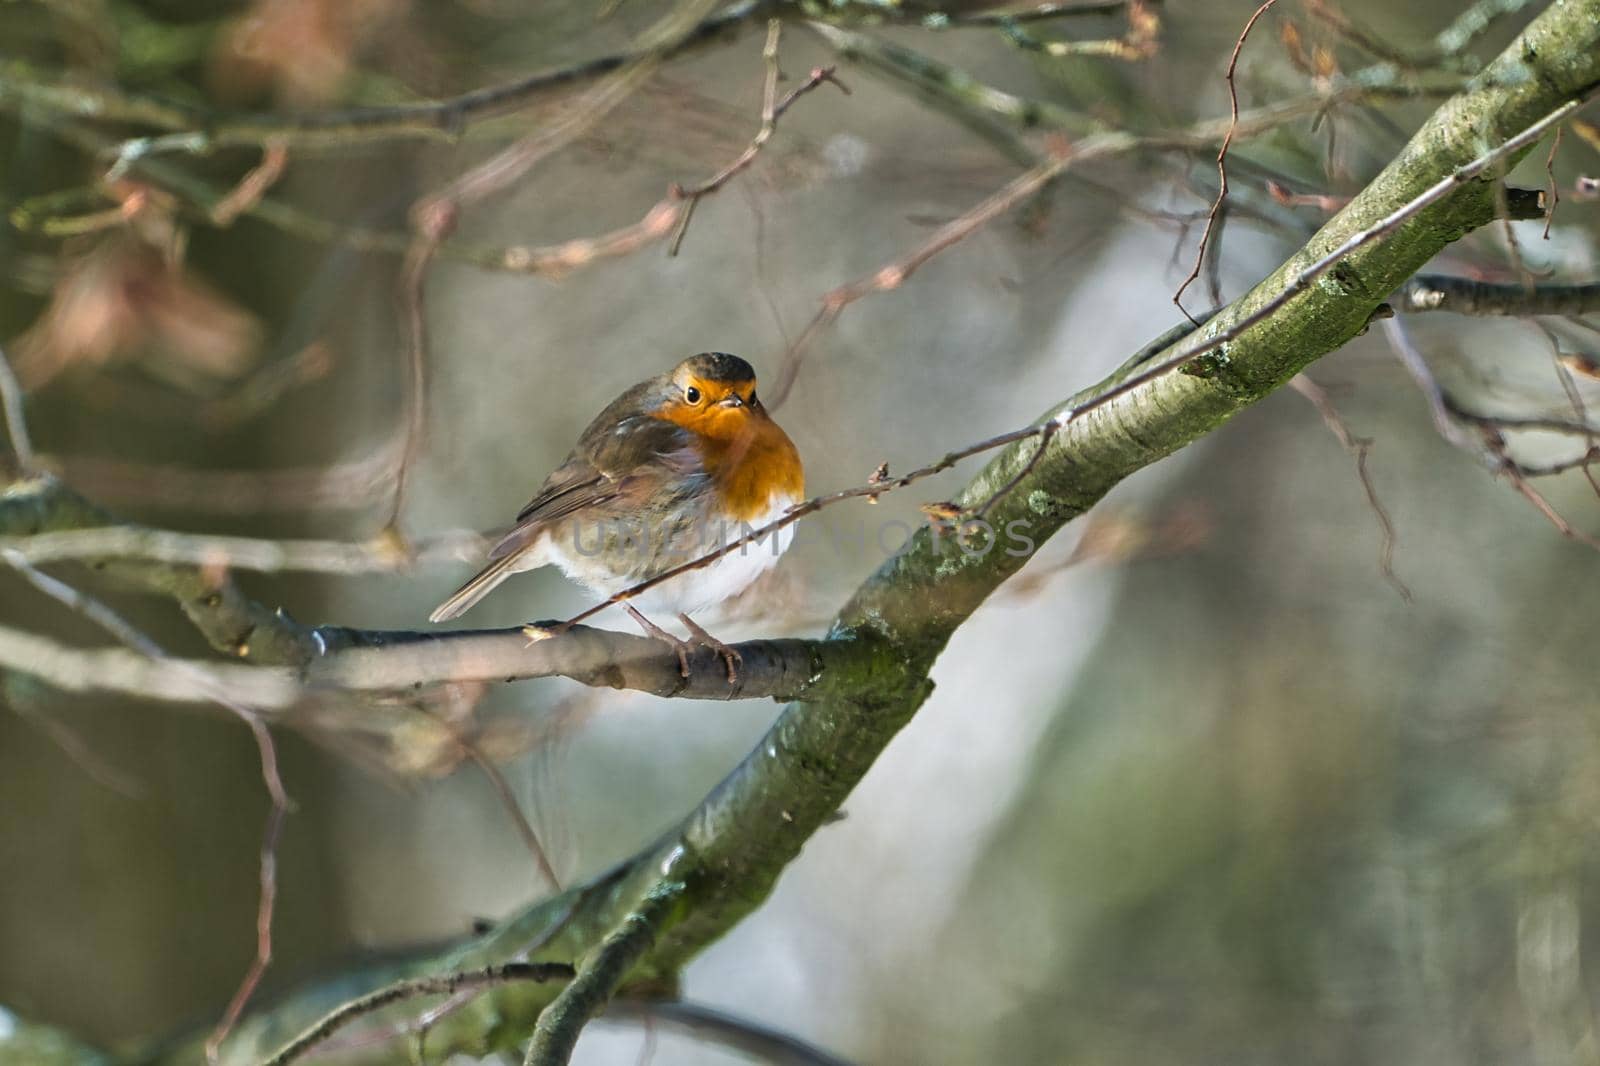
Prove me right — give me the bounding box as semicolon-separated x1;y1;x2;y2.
670;22;851;254
1384;316;1600;552
524;883;684;1066
260;962;575;1066
766;141;1074;409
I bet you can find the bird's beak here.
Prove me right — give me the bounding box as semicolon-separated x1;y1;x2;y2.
719;393;745;408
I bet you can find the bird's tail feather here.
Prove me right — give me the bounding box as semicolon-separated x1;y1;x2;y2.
429;553;526;623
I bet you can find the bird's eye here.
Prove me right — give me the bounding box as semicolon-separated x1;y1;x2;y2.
685;386;702;404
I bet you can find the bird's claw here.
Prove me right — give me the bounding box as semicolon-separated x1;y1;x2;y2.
679;614;742;684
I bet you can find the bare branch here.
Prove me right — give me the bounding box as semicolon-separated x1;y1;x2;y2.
443;717;562;890
1397;274;1600;315
0;525;484;574
49;442;403;515
1386;319;1600;547
261;962;574;1066
888;0;1148;25
0;621;854;710
1382;316;1481;451
555;100;1586;633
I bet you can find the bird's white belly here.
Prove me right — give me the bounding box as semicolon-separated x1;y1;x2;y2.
547;493;800;620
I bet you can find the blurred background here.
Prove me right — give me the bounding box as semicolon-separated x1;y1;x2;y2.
3;0;1600;1062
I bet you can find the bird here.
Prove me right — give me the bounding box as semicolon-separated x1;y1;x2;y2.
429;352;804;682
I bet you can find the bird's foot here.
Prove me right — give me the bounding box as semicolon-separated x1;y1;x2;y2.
626;605;692;678
679;613;742;684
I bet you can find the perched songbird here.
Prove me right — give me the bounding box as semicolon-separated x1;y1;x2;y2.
430;353;804;681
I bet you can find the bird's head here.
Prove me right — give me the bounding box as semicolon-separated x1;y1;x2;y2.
653;352;770;441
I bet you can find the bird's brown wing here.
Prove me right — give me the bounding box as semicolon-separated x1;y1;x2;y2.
489;413;693;561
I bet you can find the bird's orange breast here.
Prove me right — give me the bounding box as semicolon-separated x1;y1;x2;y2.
711;418;804;522
659;405;803;522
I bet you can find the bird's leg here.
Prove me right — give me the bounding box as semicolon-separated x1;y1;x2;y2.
625;604;691;678
679;613;742;684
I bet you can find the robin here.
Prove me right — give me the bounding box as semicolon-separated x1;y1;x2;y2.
430;352;804;682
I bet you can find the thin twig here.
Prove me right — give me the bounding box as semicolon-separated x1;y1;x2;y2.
1388;320;1600;547
261;962;575;1066
1174;0;1278;321
211;141;289;226
670;23;850;254
0;342;36;475
7;698;145;798
1383;316;1483;452
974;420;1059;519
434;711;561;889
1543;125;1563;238
1288;374;1410;600
1481;425;1600;549
913;0;1145;25
1306;0;1419;69
387;228;441;535
766;141;1073;408
994;0;1160;61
